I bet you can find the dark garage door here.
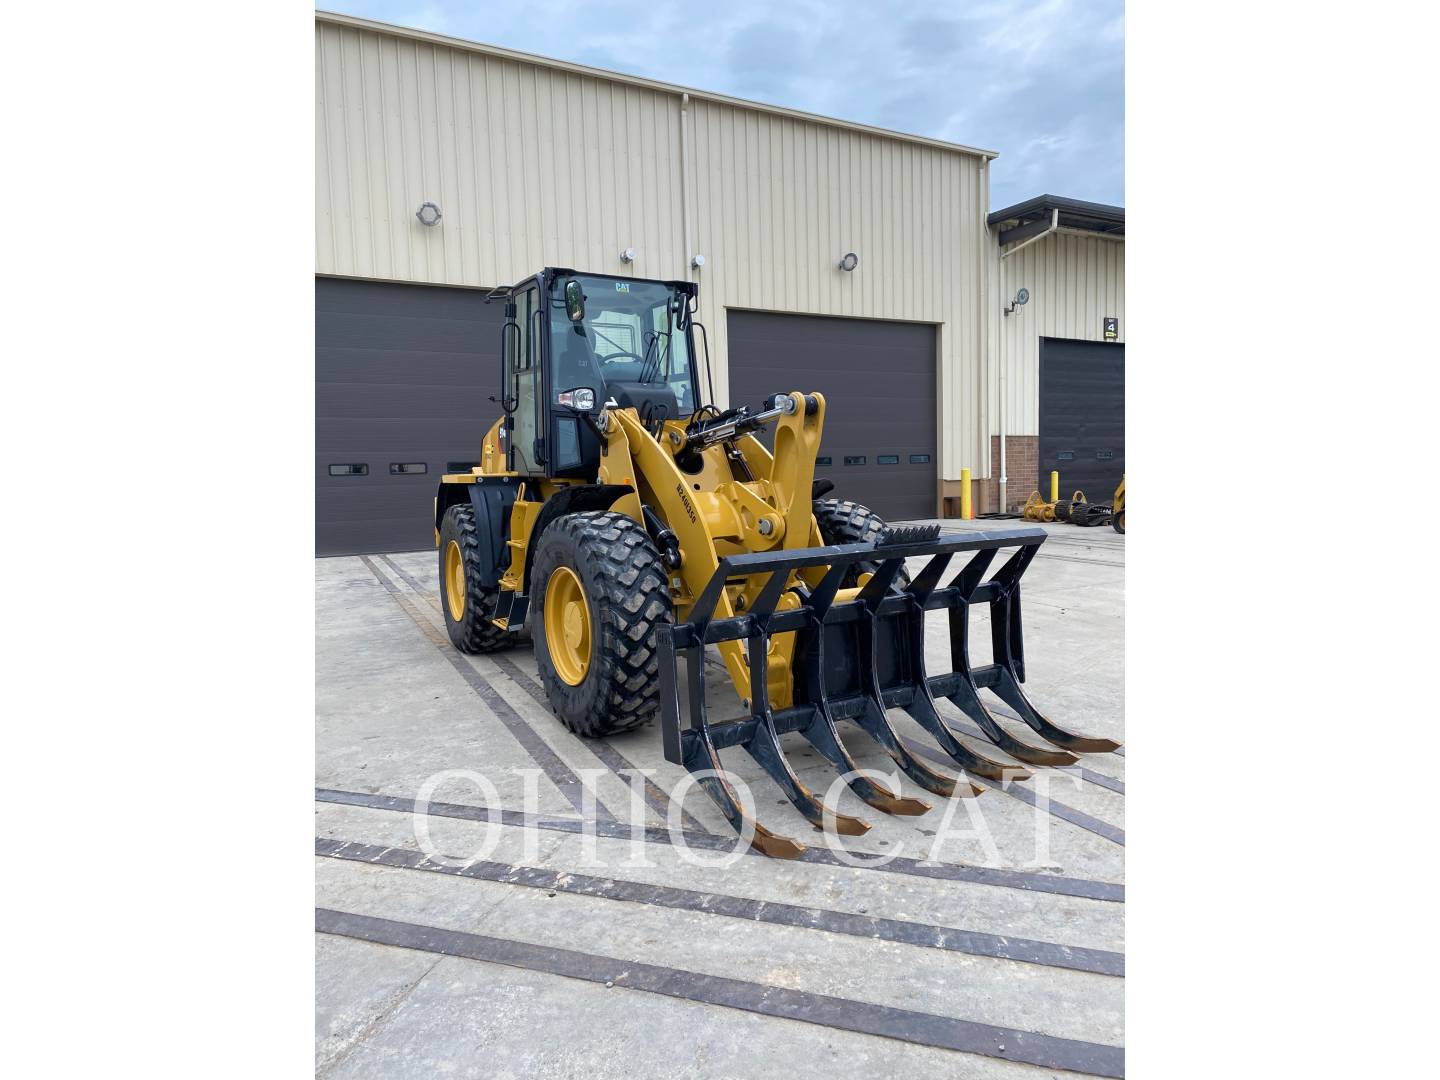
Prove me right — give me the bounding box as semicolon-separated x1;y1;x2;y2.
1039;338;1125;502
316;277;505;555
727;311;937;521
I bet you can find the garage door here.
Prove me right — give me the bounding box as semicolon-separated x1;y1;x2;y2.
1038;338;1125;503
727;311;937;521
316;277;505;555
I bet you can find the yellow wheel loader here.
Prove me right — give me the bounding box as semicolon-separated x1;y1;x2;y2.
435;268;1118;856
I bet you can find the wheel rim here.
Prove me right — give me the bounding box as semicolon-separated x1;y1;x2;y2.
444;540;466;621
544;565;591;685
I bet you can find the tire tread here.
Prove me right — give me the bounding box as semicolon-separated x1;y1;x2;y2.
533;512;672;738
441;503;512;654
812;497;910;588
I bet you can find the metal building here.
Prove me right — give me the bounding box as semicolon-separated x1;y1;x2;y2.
314;11;1123;554
983;196;1126;513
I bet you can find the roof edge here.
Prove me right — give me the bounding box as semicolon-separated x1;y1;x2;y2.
315;10;1000;161
988;193;1125;228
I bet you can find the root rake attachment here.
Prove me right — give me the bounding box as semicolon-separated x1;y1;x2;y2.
658;525;1121;856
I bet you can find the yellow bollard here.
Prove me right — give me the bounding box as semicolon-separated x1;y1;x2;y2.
1050;470;1059;503
960;468;972;520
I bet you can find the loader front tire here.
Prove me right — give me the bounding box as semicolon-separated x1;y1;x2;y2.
812;498;911;588
438;503;512;654
532;511;672;738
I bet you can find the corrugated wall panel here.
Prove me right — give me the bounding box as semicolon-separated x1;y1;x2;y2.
684;97;990;478
987;229;1125;437
316;17;992;493
316;21;685;291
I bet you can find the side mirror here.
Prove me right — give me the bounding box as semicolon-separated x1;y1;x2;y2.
564;279;586;323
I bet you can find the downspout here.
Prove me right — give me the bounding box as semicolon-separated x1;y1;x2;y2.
680;93;692;281
978;157;993;516
997;207;1057;511
998;248;1007;512
1000;207;1059;260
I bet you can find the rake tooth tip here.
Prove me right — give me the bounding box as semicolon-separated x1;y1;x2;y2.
889;795;931;816
819;812;871;836
752;830;807;859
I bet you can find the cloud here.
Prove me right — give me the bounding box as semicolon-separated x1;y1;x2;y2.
324;0;1124;206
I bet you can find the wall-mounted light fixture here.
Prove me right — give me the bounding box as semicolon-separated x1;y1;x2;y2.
838;252;859;272
620;247;638;263
415;202;442;227
691;254;706;269
1004;286;1030;316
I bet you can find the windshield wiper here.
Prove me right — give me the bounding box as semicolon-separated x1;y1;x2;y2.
639;331;667;384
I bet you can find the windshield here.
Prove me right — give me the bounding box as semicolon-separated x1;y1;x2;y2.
549;275;697;413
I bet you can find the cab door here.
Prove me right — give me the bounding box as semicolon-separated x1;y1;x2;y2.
506;283;545;474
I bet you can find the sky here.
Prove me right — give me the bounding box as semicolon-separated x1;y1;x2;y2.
321;1;1124;210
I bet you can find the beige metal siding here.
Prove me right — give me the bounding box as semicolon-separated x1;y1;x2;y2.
316;14;994;490
686;97;990;479
316;20;684;289
987;229;1125;436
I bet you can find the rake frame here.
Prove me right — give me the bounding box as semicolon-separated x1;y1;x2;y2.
657;525;1119;855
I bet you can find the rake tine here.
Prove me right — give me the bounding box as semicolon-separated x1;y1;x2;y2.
943;656;1079;767
853;698;977;798
904;693;1030;782
796;707;931;815
852;558;980;798
685;736;807;859
944;550;1080;767
798;562;929;816
745;714;870;835
985;580;1122;754
987;666;1122;754
661;612;807;859
742;574;869;835
901;550;1029;784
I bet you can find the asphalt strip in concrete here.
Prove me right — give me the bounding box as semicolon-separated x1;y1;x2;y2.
315;787;1125;902
360;554;617;823
315;835;1125;977
315;907;1126;1078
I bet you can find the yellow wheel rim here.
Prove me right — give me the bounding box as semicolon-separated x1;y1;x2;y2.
444;540;466;621
544;565;591;686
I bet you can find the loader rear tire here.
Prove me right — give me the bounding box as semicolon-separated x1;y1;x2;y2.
812;498;911;589
438;504;512;654
532;511;672;738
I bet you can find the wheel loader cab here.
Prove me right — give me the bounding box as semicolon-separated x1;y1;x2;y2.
501;268;700;480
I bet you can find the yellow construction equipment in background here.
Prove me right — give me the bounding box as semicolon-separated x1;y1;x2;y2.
1024;478;1125;531
1024;488;1096;523
1022;490;1057;522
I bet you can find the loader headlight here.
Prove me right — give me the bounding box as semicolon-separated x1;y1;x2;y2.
557;388;596;411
